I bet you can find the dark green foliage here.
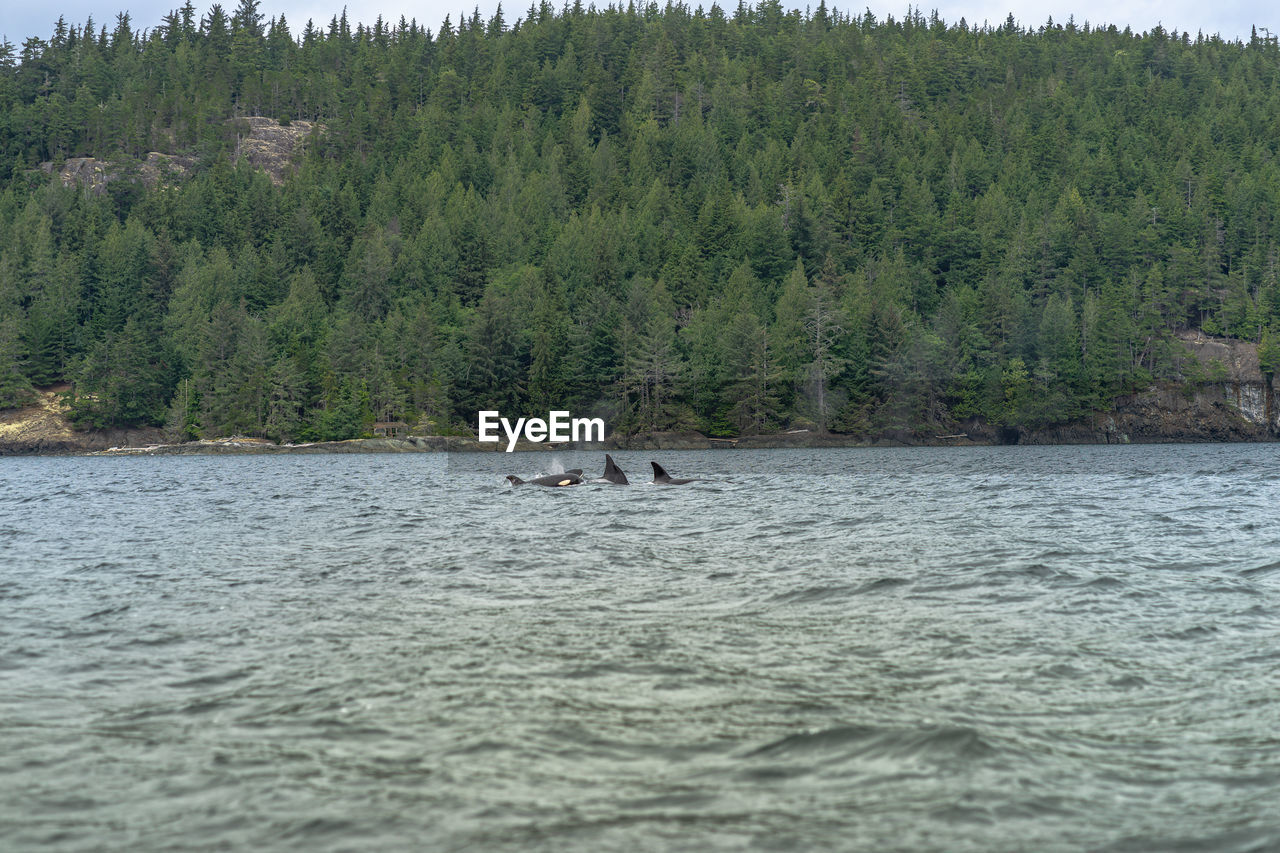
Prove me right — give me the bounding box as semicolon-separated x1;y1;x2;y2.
1260;330;1280;384
0;318;35;409
3;6;1280;436
69;316;173;426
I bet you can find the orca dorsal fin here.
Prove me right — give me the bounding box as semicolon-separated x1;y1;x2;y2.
650;461;696;484
603;454;629;485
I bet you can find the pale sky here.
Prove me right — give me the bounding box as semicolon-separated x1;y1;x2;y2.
2;0;1274;47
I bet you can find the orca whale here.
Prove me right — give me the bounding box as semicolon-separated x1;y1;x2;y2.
601;454;629;485
651;461;697;485
506;472;584;487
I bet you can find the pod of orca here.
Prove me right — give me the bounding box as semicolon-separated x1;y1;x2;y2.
505;455;698;487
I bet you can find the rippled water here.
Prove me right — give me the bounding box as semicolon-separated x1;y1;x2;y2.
3;445;1280;851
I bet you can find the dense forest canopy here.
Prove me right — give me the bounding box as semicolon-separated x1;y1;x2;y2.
2;1;1280;440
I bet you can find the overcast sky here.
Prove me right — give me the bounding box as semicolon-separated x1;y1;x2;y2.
3;0;1274;46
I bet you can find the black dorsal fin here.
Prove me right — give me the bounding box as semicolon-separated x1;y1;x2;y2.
603;454;629;485
650;461;695;484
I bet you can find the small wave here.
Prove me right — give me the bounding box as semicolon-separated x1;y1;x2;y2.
1080;576;1126;589
1151;625;1220;641
744;723;998;766
444;738;517;756
1103;826;1280;853
1033;549;1080;559
983;564;1079;585
168;666;257;689
1240;559;1280;577
1202;580;1260;596
266;817;360;844
769;584;858;604
1167;503;1233;515
56;628;111;640
72;561;123;574
991;794;1085;820
928;801;996;825
178;697;235;716
126;632;186;647
539;725;728;763
742;724;878;757
83;605;131;620
1036;663;1087;679
556;662;696;679
616;792;718;812
855;577;911;594
0;646;41;669
1145;560;1213;572
769;578;909;604
1230;650;1280;665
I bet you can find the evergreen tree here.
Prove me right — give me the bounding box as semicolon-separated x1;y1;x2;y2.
0;319;34;409
723;310;782;433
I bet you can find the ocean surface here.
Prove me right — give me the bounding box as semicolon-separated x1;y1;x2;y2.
3;445;1280;852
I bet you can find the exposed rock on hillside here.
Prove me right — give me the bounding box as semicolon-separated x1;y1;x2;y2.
139;151;197;186
38;117;318;193
41;152;196;194
1176;330;1277;431
231;117;320;185
0;386;165;455
0;386;75;446
43;157;113;193
1177;329;1262;382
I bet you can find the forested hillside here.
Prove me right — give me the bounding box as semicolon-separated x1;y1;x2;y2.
2;1;1280;441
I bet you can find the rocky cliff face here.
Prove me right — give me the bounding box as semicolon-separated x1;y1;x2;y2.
1017;332;1277;445
1178;330;1277;433
1227;382;1274;428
